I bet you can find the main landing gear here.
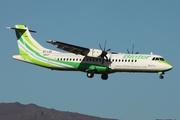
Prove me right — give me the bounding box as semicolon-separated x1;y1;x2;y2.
101;74;108;80
87;71;94;78
86;71;108;80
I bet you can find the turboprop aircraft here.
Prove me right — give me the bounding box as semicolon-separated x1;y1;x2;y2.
7;24;172;80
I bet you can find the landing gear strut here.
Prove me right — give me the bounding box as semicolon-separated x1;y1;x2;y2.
159;72;165;79
101;74;108;80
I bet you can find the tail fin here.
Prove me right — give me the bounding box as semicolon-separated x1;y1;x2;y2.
7;24;45;55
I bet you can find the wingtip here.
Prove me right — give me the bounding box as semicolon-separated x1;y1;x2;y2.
46;40;51;43
46;40;56;43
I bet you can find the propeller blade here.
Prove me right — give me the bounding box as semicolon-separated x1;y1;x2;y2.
99;40;111;65
99;44;103;50
106;48;111;52
127;44;139;54
104;40;107;51
101;58;104;65
105;55;108;60
101;55;108;65
127;49;130;54
132;44;134;54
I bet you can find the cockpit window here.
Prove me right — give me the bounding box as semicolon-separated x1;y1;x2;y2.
159;58;165;61
155;58;159;60
152;57;165;61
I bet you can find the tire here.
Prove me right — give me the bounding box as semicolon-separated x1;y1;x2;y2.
87;72;94;78
101;74;108;80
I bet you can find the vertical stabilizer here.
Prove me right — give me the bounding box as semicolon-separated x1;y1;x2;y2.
7;24;45;55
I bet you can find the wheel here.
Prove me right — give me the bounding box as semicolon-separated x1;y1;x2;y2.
87;72;94;78
101;74;108;80
159;75;164;79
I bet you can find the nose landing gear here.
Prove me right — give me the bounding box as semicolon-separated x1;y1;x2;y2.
159;75;164;79
158;72;165;79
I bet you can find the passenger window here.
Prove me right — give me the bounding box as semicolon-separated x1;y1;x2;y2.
122;59;124;62
128;59;130;62
152;57;155;60
131;60;133;62
119;59;121;62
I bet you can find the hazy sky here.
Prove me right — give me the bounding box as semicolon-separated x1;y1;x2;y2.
0;1;180;120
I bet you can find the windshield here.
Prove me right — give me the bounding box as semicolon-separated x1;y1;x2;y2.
152;57;165;61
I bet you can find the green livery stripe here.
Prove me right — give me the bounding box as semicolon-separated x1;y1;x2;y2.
19;39;39;55
18;40;78;69
159;60;172;66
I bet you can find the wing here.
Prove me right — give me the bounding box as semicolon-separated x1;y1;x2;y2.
47;40;90;55
47;40;103;57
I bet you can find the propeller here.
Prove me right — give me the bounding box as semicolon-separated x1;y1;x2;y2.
127;44;139;54
99;40;111;65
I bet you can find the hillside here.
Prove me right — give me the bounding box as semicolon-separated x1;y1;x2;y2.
0;102;116;120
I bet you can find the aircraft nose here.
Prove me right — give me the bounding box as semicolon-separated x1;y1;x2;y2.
165;63;173;71
167;64;173;70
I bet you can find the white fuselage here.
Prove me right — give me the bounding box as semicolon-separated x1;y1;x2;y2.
36;52;172;73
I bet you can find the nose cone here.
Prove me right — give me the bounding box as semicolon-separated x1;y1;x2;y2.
167;64;173;70
164;61;173;71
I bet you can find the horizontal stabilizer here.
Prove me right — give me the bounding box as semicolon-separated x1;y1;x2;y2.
6;27;36;33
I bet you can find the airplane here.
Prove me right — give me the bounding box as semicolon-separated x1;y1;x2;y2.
7;24;172;80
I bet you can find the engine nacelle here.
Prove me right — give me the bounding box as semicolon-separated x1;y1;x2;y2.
87;49;102;57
